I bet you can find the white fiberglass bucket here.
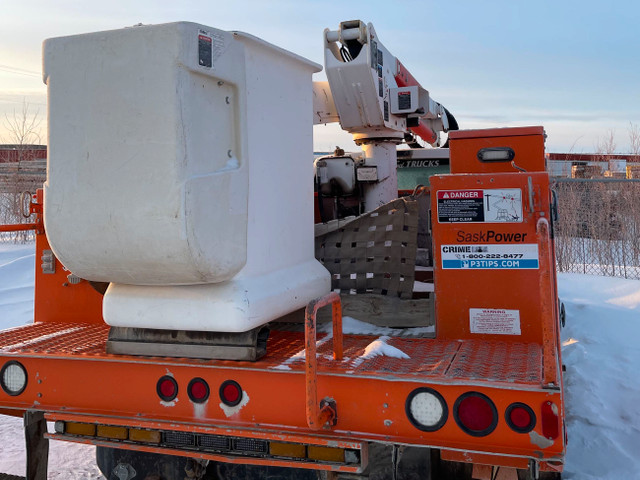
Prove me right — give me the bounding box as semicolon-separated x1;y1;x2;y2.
43;22;330;332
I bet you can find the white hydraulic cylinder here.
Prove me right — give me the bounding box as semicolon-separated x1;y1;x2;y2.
360;142;399;211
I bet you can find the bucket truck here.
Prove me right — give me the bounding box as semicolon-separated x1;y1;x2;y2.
0;20;564;480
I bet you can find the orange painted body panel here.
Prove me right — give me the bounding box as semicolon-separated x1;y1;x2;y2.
34;230;104;324
430;172;555;345
0;322;563;465
449;127;545;173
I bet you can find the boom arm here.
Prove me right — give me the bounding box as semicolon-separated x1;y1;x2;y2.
315;20;454;211
318;20;450;146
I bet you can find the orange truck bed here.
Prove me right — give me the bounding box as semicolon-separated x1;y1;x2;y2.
0;127;565;478
0;320;563;473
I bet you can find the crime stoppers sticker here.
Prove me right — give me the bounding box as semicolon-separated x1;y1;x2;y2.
470;308;521;335
437;189;523;223
441;244;539;269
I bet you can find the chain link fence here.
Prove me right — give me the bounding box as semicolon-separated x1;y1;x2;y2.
0;161;45;243
3;168;640;280
553;178;640;279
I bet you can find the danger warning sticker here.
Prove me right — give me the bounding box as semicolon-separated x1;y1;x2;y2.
470;308;521;335
437;189;523;223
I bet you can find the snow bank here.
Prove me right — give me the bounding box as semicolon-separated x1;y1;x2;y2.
559;273;640;480
0;243;102;478
0;243;35;329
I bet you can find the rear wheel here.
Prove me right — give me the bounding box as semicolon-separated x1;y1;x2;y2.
96;447;210;480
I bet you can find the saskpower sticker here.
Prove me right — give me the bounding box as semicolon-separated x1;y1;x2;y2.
441;244;539;269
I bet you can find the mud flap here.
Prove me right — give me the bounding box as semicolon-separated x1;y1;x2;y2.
24;411;48;480
364;443;432;480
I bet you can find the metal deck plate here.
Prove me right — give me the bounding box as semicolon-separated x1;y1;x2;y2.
0;322;542;386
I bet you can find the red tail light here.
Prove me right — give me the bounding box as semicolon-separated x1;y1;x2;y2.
156;376;178;402
219;380;243;407
454;392;498;437
505;403;536;433
541;401;560;439
187;378;210;403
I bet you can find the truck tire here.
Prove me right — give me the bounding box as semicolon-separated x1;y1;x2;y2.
212;463;320;480
96;447;205;480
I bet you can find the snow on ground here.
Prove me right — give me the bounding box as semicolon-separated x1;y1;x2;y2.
558;273;640;480
0;242;639;479
0;243;35;330
0;243;103;478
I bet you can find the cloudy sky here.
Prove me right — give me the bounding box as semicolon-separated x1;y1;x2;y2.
0;0;638;153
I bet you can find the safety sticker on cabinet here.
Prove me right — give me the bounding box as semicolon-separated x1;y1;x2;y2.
437;189;523;223
441;244;539;269
470;308;521;335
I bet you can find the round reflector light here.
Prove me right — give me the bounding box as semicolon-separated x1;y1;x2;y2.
505;403;536;433
1;361;28;396
405;387;448;432
188;378;210;403
219;380;243;407
156;376;178;402
454;392;498;437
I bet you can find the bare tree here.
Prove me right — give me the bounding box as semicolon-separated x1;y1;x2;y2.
2;99;43;153
595;129;617;156
0;99;44;242
628;122;640;155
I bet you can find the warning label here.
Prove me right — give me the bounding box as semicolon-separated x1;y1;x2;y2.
198;30;225;68
470;308;521;335
437;190;484;222
441;244;539;269
198;33;212;68
437;189;523;223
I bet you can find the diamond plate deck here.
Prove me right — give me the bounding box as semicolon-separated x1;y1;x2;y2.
0;322;542;387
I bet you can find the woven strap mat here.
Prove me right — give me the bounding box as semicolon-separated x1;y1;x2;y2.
315;197;419;299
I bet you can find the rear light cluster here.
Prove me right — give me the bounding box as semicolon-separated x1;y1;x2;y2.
405;387;555;438
188;378;210;403
156;376;239;406
506;402;537;434
454;392;498;437
405;387;448;432
0;361;28;396
54;420;362;466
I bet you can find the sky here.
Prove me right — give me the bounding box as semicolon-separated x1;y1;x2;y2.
0;0;639;153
